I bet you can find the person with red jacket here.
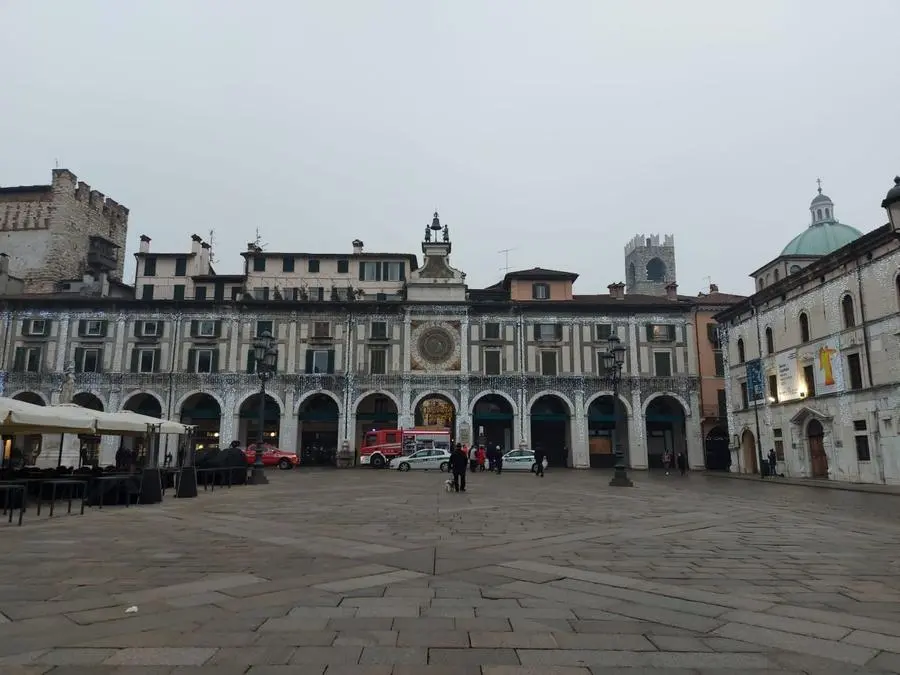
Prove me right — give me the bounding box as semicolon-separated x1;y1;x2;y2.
476;445;486;471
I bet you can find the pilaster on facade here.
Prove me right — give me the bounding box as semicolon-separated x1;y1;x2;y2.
571;389;589;468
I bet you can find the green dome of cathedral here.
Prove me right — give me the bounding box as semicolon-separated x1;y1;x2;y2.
780;183;863;256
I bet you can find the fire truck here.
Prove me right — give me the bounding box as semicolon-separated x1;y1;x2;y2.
359;426;452;468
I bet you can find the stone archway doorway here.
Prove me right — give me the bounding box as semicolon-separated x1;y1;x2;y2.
807;419;828;478
741;429;758;474
705;426;731;471
298;394;342;466
472;394;514;451
529;395;571;467
645;395;687;469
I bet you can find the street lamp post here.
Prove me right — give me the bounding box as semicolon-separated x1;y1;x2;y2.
604;335;632;487
250;330;277;486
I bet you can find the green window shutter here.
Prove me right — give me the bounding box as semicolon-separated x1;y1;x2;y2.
190;321;198;338
304;349;314;373
99;320;109;337
96;349;105;374
213;320;222;338
358;263;365;281
375;262;382;281
78;320;87;337
246;349;255;374
13;348;25;372
211;349;220;373
326;350;335;374
20;320;29;335
273;350;279;373
555;324;563;340
74;348;84;373
187;348;197;373
130;349;139;373
399;264;406;281
646;324;653;341
134;322;142;338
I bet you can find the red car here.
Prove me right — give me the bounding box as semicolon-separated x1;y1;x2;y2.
242;444;299;470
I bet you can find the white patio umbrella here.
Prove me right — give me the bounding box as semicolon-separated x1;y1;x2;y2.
112;411;192;435
0;397;96;434
50;404;149;435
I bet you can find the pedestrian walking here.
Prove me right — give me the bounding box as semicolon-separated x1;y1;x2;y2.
767;448;777;477
676;451;686;476
495;444;504;474
533;445;545;477
467;444;478;472
663;450;672;475
449;443;467;492
476;445;486;472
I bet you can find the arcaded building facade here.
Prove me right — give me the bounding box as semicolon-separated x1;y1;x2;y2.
1;215;705;470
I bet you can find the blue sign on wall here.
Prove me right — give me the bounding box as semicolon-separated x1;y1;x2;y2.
745;359;764;404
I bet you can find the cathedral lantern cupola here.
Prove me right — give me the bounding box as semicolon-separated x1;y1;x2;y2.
810;178;835;225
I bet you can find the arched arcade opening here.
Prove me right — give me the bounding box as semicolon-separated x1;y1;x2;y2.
355;393;397;455
298;393;341;465
72;392;103;466
472;394;514;450
705;426;731;471
529;394;571;467
415;394;456;437
240;394;281;449
587;396;629;468
180;393;222;455
645;395;687;469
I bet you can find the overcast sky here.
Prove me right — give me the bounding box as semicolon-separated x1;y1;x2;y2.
2;0;899;297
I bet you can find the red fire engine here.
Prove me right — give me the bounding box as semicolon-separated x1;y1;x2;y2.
359;426;452;468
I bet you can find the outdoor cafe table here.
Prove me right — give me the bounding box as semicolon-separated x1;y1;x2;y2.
90;474;138;508
0;482;25;526
35;478;88;517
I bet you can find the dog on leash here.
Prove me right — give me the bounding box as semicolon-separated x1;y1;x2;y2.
444;479;454;492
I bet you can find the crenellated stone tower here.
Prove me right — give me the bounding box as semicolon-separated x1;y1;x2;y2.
624;233;677;296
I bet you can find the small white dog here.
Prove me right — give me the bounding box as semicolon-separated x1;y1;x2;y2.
444;479;454;492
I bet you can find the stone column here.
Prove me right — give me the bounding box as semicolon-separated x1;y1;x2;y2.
100;390;121;464
571;389;589;468
222;388;238;446
55;318;70;372
281;389;297;453
457;380;471;445
685;390;704;469
629;389;648;469
398;380;413;428
112;317;126;373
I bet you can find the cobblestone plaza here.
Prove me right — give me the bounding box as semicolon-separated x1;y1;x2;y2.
3;470;900;674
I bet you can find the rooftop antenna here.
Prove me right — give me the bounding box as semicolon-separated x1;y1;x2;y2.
702;275;712;292
498;247;516;274
253;227;268;251
208;229;217;265
54;158;59;169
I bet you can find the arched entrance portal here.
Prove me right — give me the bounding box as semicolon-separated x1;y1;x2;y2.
741;429;758;474
645;396;687;469
5;392;45;467
122;393;162;418
472;395;514;450
355;393;397;455
415;395;456;438
240;394;281;448
587;396;629;469
299;394;341;465
807;419;828;478
180;393;222;455
705;426;731;471
529;395;571;467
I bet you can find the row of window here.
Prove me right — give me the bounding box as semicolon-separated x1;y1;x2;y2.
11;344;679;377
736;295;860;364
738;352;865;407
19;319;681;344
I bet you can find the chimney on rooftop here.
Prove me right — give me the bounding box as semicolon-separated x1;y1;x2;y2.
139;235;151;254
352;239;364;254
709;283;719;293
666;282;679;301
200;242;211;274
607;282;625;300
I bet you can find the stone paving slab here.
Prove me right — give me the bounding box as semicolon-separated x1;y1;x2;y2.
4;470;900;673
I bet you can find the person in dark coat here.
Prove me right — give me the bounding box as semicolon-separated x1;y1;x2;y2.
494;444;504;475
449;443;468;492
676;451;687;476
767;448;777;477
533;445;545;477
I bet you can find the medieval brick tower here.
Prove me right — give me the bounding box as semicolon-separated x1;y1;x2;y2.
624;234;676;296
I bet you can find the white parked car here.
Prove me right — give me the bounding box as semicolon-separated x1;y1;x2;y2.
502;448;548;472
389;448;452;472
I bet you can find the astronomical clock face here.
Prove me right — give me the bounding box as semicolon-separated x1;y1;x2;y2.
410;321;461;371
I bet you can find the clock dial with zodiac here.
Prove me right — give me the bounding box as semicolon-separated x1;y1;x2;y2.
410;321;461;371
